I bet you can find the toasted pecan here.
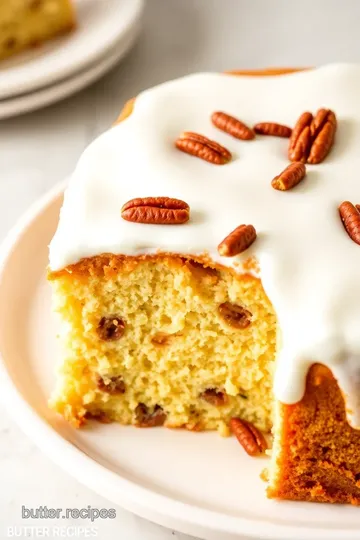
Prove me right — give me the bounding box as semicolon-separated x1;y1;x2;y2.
254;122;292;138
339;201;360;246
211;111;255;140
218;224;257;257
230;418;267;456
271;162;306;191
176;131;231;165
121;197;190;224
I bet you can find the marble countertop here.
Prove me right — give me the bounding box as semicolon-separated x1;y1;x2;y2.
2;1;360;538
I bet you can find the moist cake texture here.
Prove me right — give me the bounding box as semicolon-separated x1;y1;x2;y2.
0;0;75;61
49;254;276;434
49;64;360;504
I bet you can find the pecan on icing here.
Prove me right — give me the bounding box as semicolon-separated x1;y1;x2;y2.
218;302;252;329
271;162;306;191
289;109;337;164
339;201;360;246
121;197;189;224
288;111;313;162
175;132;231;165
230;417;267;456
307;108;337;164
253;122;292;138
218;224;256;257
211;111;255;140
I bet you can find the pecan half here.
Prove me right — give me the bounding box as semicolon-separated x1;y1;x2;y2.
97;375;126;395
289;109;337;164
271;162;306;191
310;108;337;138
200;389;228;406
307;109;337;164
339;201;360;246
288;112;313;162
121;197;189;224
175;132;231;165
230;418;267;456
97;316;125;341
211;111;255;140
254;122;292;138
218;302;252;329
218;224;256;257
135;403;167;427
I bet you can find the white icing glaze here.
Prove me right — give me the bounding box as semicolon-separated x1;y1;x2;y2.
49;64;360;425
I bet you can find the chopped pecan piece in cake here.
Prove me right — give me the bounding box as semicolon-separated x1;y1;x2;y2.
218;302;252;329
135;404;167;427
96;375;126;395
151;332;182;346
97;316;125;341
185;260;220;286
200;388;228;406
84;411;112;424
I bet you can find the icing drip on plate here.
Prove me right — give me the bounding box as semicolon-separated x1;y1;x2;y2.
49;63;360;426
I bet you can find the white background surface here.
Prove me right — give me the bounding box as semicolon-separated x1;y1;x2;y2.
2;1;360;538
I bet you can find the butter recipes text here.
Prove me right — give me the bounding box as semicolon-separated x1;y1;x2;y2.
22;506;116;521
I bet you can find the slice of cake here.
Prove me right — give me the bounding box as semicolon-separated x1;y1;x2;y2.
48;64;360;504
0;0;75;61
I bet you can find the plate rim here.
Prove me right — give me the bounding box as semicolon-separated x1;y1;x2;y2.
0;23;141;120
0;0;144;100
0;182;359;540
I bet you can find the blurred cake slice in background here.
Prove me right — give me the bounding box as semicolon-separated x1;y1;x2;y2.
0;0;75;61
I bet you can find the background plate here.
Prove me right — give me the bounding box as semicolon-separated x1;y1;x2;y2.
0;24;141;120
0;183;360;540
0;0;144;100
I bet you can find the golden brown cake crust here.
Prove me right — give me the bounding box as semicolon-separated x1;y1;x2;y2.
268;364;360;504
48;252;258;281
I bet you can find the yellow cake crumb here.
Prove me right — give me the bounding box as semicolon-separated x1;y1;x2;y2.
0;0;75;61
49;254;277;434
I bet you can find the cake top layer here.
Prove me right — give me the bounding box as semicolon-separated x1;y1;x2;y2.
49;63;360;423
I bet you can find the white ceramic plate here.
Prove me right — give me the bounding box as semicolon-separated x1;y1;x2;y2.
0;24;140;120
1;183;360;540
0;0;144;100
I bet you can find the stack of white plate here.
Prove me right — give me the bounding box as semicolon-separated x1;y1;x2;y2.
0;0;144;119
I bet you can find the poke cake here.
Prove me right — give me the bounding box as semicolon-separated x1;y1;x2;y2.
0;0;75;61
48;64;360;504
